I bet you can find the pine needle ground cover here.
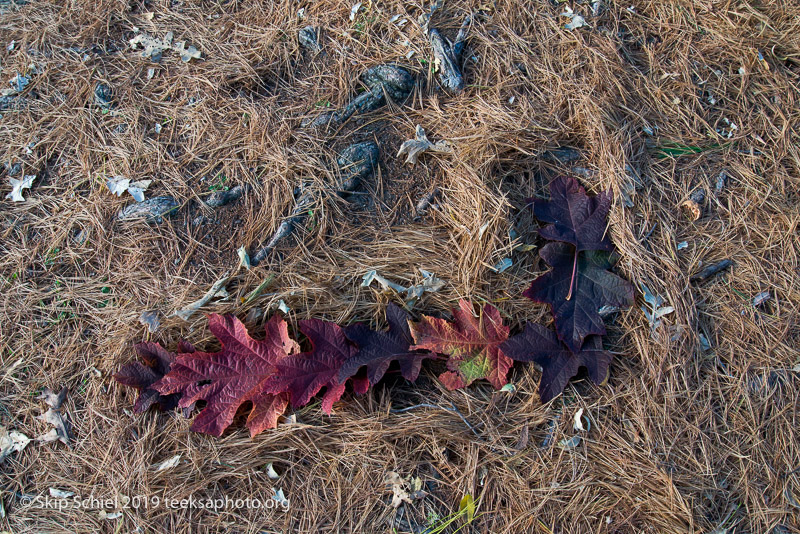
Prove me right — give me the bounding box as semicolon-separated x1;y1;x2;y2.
1;1;799;532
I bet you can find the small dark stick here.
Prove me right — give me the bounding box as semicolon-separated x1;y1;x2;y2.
250;142;379;265
690;259;732;283
303;64;414;128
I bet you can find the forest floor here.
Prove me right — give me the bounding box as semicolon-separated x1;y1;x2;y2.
1;0;799;532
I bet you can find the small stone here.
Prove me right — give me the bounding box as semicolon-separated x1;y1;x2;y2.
542;147;582;163
94;82;113;109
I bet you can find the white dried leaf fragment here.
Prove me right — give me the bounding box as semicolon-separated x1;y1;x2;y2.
397;125;453;166
6;175;35;202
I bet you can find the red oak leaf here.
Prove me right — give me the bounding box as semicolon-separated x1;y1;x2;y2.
115;341;195;414
530;176;613;252
339;303;437;384
523;242;634;353
409;299;512;390
262;319;358;414
500;323;612;402
153;314;299;437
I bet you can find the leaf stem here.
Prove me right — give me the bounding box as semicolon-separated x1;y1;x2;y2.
566;248;577;300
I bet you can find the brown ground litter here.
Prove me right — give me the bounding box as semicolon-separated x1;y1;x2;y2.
1;0;799;532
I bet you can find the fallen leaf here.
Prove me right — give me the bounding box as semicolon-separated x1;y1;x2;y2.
237;246;251;270
492;258;513;273
530;176;613;253
562;6;588;30
37;386;68;409
500;322;612;402
129;31;202;62
573;407;590;432
262;319;360;414
138;310;161;333
558;435;582;449
405;268;445;301
106;176;152;202
410;299;513;390
459;494;475;522
277;300;290;314
154;314;298;436
271;487;289;509
155;454;181;472
265;462;280;480
361;270;407;293
0;427;30;463
5;174;35;202
115;342;193;414
349;2;362;21
36;409;71;446
397;125;453;166
386;471;412;508
339;303;437;384
523;243;634;353
640;283;675;329
49;488;75;499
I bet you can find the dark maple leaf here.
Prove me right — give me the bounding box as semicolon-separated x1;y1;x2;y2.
339;303;437;384
153;314;299;437
523;242;634;353
530;176;614;300
115;341;194;414
262;319;358;413
409;299;512;390
530;176;613;252
500;323;612;402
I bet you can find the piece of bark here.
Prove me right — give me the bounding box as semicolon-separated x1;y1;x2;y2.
116;196;179;223
428;16;471;93
690;259;732;283
204;184;248;208
298;26;321;53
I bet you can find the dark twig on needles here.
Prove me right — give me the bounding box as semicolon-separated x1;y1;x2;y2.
303;64;414;129
250;142;380;265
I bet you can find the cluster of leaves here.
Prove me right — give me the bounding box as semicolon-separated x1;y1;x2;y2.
115;176;633;436
507;176;634;401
